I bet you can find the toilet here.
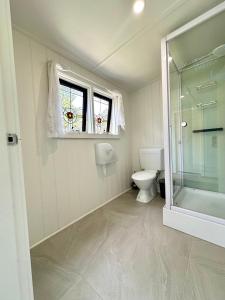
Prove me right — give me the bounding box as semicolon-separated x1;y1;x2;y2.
132;148;164;203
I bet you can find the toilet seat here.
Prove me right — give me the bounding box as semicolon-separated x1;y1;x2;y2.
132;170;157;181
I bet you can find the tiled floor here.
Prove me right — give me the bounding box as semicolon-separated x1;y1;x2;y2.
31;190;225;300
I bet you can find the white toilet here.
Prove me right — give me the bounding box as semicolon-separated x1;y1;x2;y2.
132;148;164;203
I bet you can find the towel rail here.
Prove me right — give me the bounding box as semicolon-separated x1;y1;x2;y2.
192;128;223;133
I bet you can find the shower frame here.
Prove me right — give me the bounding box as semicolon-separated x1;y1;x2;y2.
161;1;225;248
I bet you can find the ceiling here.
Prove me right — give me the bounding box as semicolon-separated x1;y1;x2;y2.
10;0;224;91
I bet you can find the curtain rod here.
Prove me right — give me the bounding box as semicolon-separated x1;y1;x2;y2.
58;65;115;95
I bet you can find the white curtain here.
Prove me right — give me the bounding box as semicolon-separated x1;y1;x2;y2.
47;61;64;137
110;92;125;135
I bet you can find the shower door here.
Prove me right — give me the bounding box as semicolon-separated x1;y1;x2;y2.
166;7;225;220
162;2;225;247
180;57;225;194
172;55;225;219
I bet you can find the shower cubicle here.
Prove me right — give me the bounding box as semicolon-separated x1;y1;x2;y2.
161;2;225;247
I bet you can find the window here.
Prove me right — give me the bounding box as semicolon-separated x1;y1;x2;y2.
59;78;87;132
93;92;112;134
47;62;125;138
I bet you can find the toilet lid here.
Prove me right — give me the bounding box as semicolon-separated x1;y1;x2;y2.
132;170;157;181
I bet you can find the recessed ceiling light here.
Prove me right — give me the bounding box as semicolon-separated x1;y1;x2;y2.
133;0;145;14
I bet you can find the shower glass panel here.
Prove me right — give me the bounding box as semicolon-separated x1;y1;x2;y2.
168;9;225;220
181;58;225;193
169;61;182;196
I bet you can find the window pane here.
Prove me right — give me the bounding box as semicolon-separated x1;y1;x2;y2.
59;80;86;133
94;95;110;134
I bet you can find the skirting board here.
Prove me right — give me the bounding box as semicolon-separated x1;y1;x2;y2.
163;207;225;248
31;188;131;249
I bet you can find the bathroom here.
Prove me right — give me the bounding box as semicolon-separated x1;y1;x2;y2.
1;0;225;299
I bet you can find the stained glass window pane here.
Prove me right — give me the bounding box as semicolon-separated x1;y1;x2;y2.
93;94;111;134
94;93;112;134
59;79;87;133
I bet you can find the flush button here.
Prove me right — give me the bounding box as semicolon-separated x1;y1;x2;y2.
7;133;18;145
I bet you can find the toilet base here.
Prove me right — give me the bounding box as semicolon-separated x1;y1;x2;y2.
136;187;157;204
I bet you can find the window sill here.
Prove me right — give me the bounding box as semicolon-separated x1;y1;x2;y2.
54;133;121;139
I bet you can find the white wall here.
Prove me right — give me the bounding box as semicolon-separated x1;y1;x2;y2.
130;79;163;171
13;29;132;247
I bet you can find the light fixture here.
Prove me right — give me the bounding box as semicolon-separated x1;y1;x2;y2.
133;0;145;14
180;95;185;99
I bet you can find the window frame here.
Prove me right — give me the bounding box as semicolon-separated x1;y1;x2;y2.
93;92;112;133
59;78;88;132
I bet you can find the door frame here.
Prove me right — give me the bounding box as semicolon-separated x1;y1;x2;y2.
0;0;34;299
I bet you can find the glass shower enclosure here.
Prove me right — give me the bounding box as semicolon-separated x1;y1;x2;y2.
162;2;225;246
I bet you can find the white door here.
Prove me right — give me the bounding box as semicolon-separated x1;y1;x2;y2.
0;0;34;299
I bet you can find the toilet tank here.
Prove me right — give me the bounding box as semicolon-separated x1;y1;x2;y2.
139;148;164;170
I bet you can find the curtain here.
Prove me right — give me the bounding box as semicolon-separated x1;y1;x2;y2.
110;92;125;135
47;61;64;137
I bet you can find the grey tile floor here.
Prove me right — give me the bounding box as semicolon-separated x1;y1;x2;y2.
31;190;225;300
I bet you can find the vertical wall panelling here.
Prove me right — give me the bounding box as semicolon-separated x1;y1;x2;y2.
130;80;163;172
30;40;59;238
13;29;132;247
13;31;44;245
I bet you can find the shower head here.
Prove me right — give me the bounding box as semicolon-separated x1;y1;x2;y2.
181;44;225;70
212;44;225;58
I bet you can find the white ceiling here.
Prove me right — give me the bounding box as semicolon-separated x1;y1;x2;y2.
10;0;224;91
